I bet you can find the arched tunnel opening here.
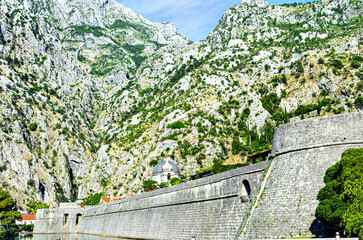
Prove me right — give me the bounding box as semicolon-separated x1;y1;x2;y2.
64;213;69;225
241;180;251;203
76;213;82;226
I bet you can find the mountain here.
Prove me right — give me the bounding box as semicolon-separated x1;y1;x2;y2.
0;0;361;209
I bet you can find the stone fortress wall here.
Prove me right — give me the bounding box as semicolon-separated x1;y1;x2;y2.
35;161;268;239
35;112;363;239
244;112;363;239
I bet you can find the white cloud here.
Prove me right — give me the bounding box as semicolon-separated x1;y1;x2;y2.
117;0;241;41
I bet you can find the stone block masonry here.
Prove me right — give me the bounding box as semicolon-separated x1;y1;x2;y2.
35;112;363;239
243;112;363;239
35;161;268;239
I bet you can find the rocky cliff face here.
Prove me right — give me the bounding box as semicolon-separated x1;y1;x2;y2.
0;0;361;208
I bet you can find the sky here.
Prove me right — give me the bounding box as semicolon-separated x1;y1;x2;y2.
117;0;303;42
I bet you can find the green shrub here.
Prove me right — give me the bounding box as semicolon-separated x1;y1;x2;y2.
159;182;168;188
170;177;181;185
351;61;361;69
353;55;363;62
357;82;363;91
68;25;105;37
355;97;363;108
320;89;329;96
330;59;343;69
149;160;158;167
21;223;34;232
81;192;103;205
356;71;363;81
28;123;37;131
77;54;86;62
142;180;158;192
167;121;185;129
359;219;363;240
27;179;35;187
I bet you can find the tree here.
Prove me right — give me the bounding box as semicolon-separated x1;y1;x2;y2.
167;121;185;129
355;97;363;109
170;177;181;186
351;61;360;69
142;180;158;192
0;188;22;237
28;123;38;131
315;148;363;237
232;137;241;155
159;182;168;188
318;58;325;64
81;192;103;205
330;59;343;69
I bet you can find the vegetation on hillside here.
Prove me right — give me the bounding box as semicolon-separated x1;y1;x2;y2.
80;192;104;205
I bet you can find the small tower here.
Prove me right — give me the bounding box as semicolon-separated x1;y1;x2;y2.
151;160;181;184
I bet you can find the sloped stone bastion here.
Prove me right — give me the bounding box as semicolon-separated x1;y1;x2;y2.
243;112;363;239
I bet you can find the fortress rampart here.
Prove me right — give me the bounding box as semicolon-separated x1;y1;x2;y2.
35;161;268;239
35;112;363;239
244;112;363;239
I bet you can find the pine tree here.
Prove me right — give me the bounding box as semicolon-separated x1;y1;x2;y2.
0;188;22;237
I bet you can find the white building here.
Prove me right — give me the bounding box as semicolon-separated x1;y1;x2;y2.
16;215;36;225
152;160;181;184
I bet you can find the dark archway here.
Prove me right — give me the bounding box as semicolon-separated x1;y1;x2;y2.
76;213;82;226
167;173;171;180
241;180;251;203
64;213;69;225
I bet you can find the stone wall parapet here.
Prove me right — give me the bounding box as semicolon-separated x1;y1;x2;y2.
92;160;268;210
272;112;363;155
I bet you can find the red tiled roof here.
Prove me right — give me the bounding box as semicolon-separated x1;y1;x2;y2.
123;193;135;197
112;197;120;201
22;215;36;220
101;197;110;203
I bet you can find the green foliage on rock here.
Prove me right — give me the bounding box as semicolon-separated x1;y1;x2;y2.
357;81;363;91
68;24;105;37
330;59;343;69
149;159;158;167
351;61;361;69
170;177;181;185
0;187;22;238
26;200;49;214
77;54;86;63
158;182;168;188
167;121;185;129
355;96;363;108
81;192;104;205
142;180;158;192
316;148;363;237
194;158;245;180
28;123;38;131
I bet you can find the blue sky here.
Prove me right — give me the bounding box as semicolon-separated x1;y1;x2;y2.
116;0;302;42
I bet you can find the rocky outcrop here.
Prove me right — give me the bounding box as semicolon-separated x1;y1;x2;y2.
0;0;361;208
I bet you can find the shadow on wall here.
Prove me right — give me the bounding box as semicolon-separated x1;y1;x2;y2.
309;216;339;237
